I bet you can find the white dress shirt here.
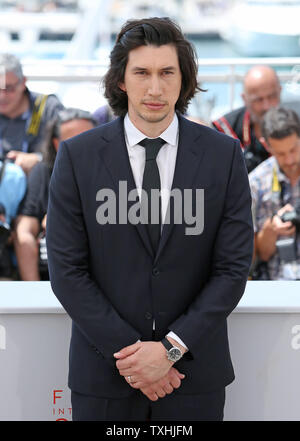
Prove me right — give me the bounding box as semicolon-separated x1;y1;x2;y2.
123;113;188;351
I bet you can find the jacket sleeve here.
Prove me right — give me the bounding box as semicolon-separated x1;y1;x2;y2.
169;139;254;359
46;141;141;362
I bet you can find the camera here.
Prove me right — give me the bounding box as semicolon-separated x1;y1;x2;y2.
280;206;300;231
276;202;300;279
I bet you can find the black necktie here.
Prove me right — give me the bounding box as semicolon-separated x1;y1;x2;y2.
139;137;165;253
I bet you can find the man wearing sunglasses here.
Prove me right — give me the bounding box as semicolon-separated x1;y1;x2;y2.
0;53;64;174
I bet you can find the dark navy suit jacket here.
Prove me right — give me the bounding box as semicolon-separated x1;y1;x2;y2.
46;114;253;399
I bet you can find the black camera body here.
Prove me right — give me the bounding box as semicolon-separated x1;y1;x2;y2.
277;204;300;273
280;207;300;232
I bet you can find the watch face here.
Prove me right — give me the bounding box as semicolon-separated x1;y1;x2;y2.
168;347;182;362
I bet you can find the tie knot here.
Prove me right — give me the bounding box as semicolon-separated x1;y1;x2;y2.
139;137;165;161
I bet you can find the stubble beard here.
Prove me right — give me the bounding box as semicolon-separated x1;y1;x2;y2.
137;105;171;125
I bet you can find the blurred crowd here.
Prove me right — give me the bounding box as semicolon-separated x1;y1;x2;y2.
1;53;300;281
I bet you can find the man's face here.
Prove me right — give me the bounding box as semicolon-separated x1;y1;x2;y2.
0;71;26;118
267;132;300;178
60;118;94;141
243;80;281;124
119;44;182;134
53;118;95;151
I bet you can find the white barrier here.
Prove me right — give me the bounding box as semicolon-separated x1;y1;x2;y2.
0;281;299;421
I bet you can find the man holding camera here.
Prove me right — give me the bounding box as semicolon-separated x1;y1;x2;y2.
249;106;300;280
0;53;64;175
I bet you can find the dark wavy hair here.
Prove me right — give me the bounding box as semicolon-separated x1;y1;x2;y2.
103;17;203;116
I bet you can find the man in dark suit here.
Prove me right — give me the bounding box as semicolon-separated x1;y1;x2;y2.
46;17;254;421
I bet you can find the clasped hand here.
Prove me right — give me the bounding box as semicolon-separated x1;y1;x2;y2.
273;204;297;237
114;341;185;401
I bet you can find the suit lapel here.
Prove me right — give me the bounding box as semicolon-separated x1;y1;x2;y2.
154;115;207;264
97;118;154;259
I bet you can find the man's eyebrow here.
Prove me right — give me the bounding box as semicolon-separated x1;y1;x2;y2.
131;67;147;71
131;66;177;71
161;66;176;70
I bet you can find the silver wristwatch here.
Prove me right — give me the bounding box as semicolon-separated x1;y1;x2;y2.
161;337;183;363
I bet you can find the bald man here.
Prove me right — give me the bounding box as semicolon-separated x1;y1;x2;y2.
212;65;281;172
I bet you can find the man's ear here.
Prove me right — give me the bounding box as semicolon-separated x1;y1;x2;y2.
119;82;126;92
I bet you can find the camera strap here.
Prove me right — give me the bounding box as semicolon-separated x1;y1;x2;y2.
26;94;48;137
271;166;292;214
271;166;283;215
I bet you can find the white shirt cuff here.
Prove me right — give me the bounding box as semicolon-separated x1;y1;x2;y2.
167;331;189;350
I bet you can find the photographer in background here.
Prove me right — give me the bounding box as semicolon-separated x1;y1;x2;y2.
212;65;281;173
14;108;97;281
0;53;64;175
249;106;300;280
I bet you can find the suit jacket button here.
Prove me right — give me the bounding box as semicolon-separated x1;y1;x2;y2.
152;267;160;276
145;312;152;320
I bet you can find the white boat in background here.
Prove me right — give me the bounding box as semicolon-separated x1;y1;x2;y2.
222;0;300;57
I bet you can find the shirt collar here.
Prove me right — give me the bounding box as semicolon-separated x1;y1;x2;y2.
124;112;178;148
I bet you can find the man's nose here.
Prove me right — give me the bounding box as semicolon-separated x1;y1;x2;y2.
148;75;162;96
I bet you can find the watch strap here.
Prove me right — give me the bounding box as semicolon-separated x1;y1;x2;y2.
161;337;173;351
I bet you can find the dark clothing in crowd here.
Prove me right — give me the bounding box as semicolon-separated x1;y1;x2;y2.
18;162;51;223
18;162;52;280
212;106;269;173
